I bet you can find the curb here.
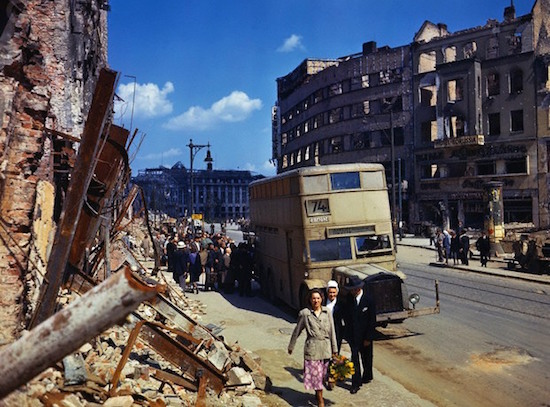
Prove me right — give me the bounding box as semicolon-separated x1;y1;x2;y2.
398;242;550;286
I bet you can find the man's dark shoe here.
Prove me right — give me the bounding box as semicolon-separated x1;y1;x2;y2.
350;386;360;394
362;376;372;384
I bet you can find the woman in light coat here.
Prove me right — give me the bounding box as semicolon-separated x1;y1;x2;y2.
288;288;337;407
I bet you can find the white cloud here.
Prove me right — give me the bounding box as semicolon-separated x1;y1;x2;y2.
115;81;174;120
262;160;276;172
277;34;305;52
139;148;182;160
164;91;262;131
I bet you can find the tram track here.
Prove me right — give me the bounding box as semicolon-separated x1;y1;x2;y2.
403;262;550;320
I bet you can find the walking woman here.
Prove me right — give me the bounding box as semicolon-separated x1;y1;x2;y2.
288;289;337;407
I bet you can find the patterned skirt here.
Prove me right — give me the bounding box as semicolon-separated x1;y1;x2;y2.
303;359;329;390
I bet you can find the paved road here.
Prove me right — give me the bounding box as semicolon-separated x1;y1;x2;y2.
195;288;435;407
377;244;550;407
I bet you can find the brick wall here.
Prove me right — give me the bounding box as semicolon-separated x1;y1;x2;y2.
0;0;108;345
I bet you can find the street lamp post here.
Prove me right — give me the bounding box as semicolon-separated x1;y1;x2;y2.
187;139;213;217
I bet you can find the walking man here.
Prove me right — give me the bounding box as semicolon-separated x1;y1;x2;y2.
343;276;377;394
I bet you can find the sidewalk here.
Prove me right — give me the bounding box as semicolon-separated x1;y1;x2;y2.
397;235;550;285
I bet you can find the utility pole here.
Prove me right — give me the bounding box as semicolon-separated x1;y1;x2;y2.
187;139;213;216
390;110;397;234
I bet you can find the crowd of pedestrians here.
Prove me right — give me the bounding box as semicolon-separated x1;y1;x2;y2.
148;223;255;296
432;224;492;267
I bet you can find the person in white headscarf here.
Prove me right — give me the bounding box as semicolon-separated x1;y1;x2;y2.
325;280;344;354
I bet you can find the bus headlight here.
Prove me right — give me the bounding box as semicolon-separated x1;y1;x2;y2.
304;271;309;278
409;293;420;309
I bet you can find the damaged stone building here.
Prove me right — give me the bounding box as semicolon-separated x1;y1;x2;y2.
133;162;263;221
272;0;550;230
0;2;271;405
0;0;109;347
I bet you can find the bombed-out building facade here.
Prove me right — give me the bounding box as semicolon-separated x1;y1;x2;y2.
273;1;550;231
132;162;263;221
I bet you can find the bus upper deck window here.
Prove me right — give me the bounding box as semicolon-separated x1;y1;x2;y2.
303;174;329;194
361;171;385;189
330;172;360;190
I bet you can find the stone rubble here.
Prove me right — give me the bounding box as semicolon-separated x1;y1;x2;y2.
0;223;273;407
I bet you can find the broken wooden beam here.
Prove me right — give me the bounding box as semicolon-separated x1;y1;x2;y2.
69;124;130;271
30;67;119;328
0;267;163;399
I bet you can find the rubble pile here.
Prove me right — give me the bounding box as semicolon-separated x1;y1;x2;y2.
1;225;271;407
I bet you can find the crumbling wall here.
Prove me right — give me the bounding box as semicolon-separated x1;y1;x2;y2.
0;0;108;345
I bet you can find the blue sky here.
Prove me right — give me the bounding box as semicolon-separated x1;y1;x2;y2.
108;0;533;177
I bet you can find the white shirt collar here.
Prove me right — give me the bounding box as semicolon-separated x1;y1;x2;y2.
355;289;363;305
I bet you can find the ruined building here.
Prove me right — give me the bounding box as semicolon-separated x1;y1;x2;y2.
273;0;550;230
0;1;109;345
133;162;263;221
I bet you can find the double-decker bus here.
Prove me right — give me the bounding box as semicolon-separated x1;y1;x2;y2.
249;163;439;323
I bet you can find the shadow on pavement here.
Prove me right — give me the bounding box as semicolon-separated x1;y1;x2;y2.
213;284;298;324
268;385;339;407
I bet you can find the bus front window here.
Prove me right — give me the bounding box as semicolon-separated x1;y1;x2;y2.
309;238;352;262
330;172;360;190
355;235;392;255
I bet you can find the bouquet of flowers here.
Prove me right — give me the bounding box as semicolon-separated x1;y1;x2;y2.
328;354;355;382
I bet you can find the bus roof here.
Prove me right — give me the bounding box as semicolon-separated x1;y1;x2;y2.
249;163;385;188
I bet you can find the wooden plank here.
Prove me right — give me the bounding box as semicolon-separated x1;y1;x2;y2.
30;68;118;328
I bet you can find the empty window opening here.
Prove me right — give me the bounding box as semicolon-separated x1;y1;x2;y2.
447;79;464;102
329;82;343;96
419;51;436;73
487;72;500;96
463;41;477;59
510;109;524;132
488;113;501;136
486;36;499;59
510;69;523;94
314;89;324;103
420;85;437;107
451;116;465;137
509;32;522;54
381;127;404;146
330;137;343;153
444;46;456;63
506;157;527;174
477;160;496;175
329;108;342;124
421;120;438;142
448;162;467;177
504;197;532;223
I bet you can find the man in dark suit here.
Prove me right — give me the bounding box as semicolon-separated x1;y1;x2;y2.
343;275;377;394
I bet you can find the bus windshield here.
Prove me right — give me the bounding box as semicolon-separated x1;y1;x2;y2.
309;233;392;262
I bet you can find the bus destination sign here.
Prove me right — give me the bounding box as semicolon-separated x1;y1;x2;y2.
309;216;330;223
305;199;330;216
